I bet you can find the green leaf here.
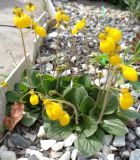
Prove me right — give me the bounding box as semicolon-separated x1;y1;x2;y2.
30;70;41;88
64;86;88;107
80;96;95;115
21;112;39;127
6;91;21;103
131;82;140;90
104;94;118;115
118;109;140;121
83;115;98;137
122;46;131;62
58;76;71;93
135;41;140;55
44;121;72;141
43;79;56;94
85;86;99;100
102;117;128;136
20;82;29;93
78;74;91;86
75;128;104;157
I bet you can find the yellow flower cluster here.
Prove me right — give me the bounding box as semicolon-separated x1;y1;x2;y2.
120;88;134;110
29;90;39;106
55;8;70;28
99;26;122;66
13;7;31;29
13;4;46;37
71;18;86;35
43;99;70;126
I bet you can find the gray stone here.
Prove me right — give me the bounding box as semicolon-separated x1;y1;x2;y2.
29;146;37;150
71;149;78;160
24;133;36;142
45;63;53;72
136;139;140;148
29;155;39;160
36;56;49;64
47;32;58;40
113;136;125;147
50;151;63;158
82;64;88;70
130;149;140;160
127;133;136;142
135;127;140;138
109;145;118;151
64;134;77;147
115;157;121;160
59;151;70;160
52;142;64;151
107;154;115;160
0;145;8;157
40;140;56;150
103;135;113;145
121;150;130;158
126;142;136;150
1;151;17;160
37;126;47;138
102;145;112;154
17;158;29;160
10;133;31;148
25;149;43;159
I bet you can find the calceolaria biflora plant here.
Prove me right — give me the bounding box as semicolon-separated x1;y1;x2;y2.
3;3;140;157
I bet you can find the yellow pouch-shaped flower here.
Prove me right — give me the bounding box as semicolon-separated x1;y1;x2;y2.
75;20;85;31
100;37;115;54
30;93;39;106
108;28;122;43
122;65;138;82
109;54;121;66
34;26;46;37
59;112;70;126
120;88;134;110
55;11;62;23
14;13;31;29
62;14;70;23
71;28;78;35
46;102;63;121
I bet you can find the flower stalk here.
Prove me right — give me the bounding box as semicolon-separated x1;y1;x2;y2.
97;67;117;124
19;29;32;89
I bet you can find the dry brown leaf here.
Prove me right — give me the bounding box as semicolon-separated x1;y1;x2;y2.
4;103;24;131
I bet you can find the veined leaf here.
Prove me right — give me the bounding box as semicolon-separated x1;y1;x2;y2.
44;121;72;141
118;109;140;121
102;117;128;136
78;74;91;86
21;111;39;127
104;94;118;115
6;91;21;103
80;96;95;115
83;115;98;137
64;86;88;107
75;128;104;157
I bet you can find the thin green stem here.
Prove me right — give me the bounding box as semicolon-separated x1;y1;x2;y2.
97;67;117;124
20;91;30;102
20;29;32;89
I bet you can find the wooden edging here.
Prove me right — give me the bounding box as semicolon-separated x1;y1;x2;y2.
0;0;56;131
